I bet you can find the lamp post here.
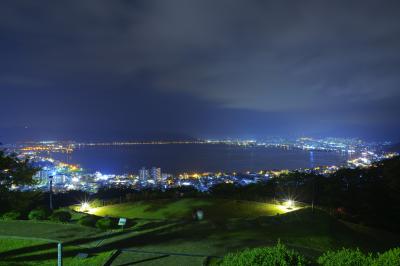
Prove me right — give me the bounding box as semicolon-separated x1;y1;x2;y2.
49;175;53;210
57;242;63;266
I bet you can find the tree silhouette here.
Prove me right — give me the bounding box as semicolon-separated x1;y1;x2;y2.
0;149;38;212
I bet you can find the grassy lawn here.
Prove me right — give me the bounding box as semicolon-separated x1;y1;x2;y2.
0;220;101;243
1;199;399;265
84;199;399;264
0;220;113;265
100;208;400;265
0;238;113;266
112;251;206;266
87;198;294;220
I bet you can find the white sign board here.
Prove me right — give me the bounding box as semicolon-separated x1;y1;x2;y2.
118;218;127;226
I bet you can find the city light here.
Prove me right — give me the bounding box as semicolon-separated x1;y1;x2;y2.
11;139;398;193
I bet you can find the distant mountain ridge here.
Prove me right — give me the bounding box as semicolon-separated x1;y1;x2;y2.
2;132;199;144
106;132;198;142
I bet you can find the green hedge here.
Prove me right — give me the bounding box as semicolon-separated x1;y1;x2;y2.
220;244;400;266
49;211;72;223
373;248;400;266
1;211;21;220
317;248;373;266
95;217;115;230
28;208;51;220
220;241;306;266
78;214;99;227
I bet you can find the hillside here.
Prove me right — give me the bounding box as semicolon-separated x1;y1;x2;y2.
2;199;399;265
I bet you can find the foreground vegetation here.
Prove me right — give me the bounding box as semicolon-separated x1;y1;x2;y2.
217;242;400;266
2;203;398;265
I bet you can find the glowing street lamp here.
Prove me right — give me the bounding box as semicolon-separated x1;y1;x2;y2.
284;199;295;209
80;202;90;212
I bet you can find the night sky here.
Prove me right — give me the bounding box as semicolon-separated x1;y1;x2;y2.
1;1;400;142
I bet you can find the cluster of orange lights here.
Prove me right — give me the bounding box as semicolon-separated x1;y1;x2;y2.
178;172;219;180
21;145;74;153
57;162;81;172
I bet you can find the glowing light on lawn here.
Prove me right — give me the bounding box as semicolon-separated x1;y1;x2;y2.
276;198;300;213
80;202;90;212
286;200;294;208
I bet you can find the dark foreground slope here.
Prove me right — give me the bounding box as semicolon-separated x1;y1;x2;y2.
1;205;399;265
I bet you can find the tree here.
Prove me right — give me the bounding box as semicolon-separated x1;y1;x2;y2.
0;149;38;212
0;150;38;190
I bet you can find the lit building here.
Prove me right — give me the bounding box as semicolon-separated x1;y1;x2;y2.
139;167;149;183
54;174;68;184
33;169;50;185
150;167;162;183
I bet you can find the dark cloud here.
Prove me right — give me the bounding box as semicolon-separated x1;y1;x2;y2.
1;1;399;142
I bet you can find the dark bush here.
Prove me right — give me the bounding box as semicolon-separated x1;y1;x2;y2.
373;248;400;266
28;208;51;220
88;199;103;208
1;211;21;220
220;241;306;266
50;211;72;223
317;248;373;266
95;217;114;230
78;214;98;227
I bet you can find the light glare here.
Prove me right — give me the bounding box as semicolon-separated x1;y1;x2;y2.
80;202;90;212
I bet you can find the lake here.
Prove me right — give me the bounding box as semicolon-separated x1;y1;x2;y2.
51;144;356;174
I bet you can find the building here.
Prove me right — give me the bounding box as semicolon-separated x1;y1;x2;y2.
33;168;51;186
138;167;149;183
54;174;68;185
150;167;162;183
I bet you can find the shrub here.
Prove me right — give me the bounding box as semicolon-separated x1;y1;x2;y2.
89;199;103;208
50;211;72;223
1;211;21;220
373;248;400;266
28;208;50;220
95;217;114;230
220;241;306;266
317;248;373;266
78;215;98;227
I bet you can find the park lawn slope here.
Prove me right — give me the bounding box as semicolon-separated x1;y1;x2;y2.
93;208;400;265
0;220;113;265
0;238;113;266
88;198;290;220
0;220;102;243
92;205;399;265
1;200;399;265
